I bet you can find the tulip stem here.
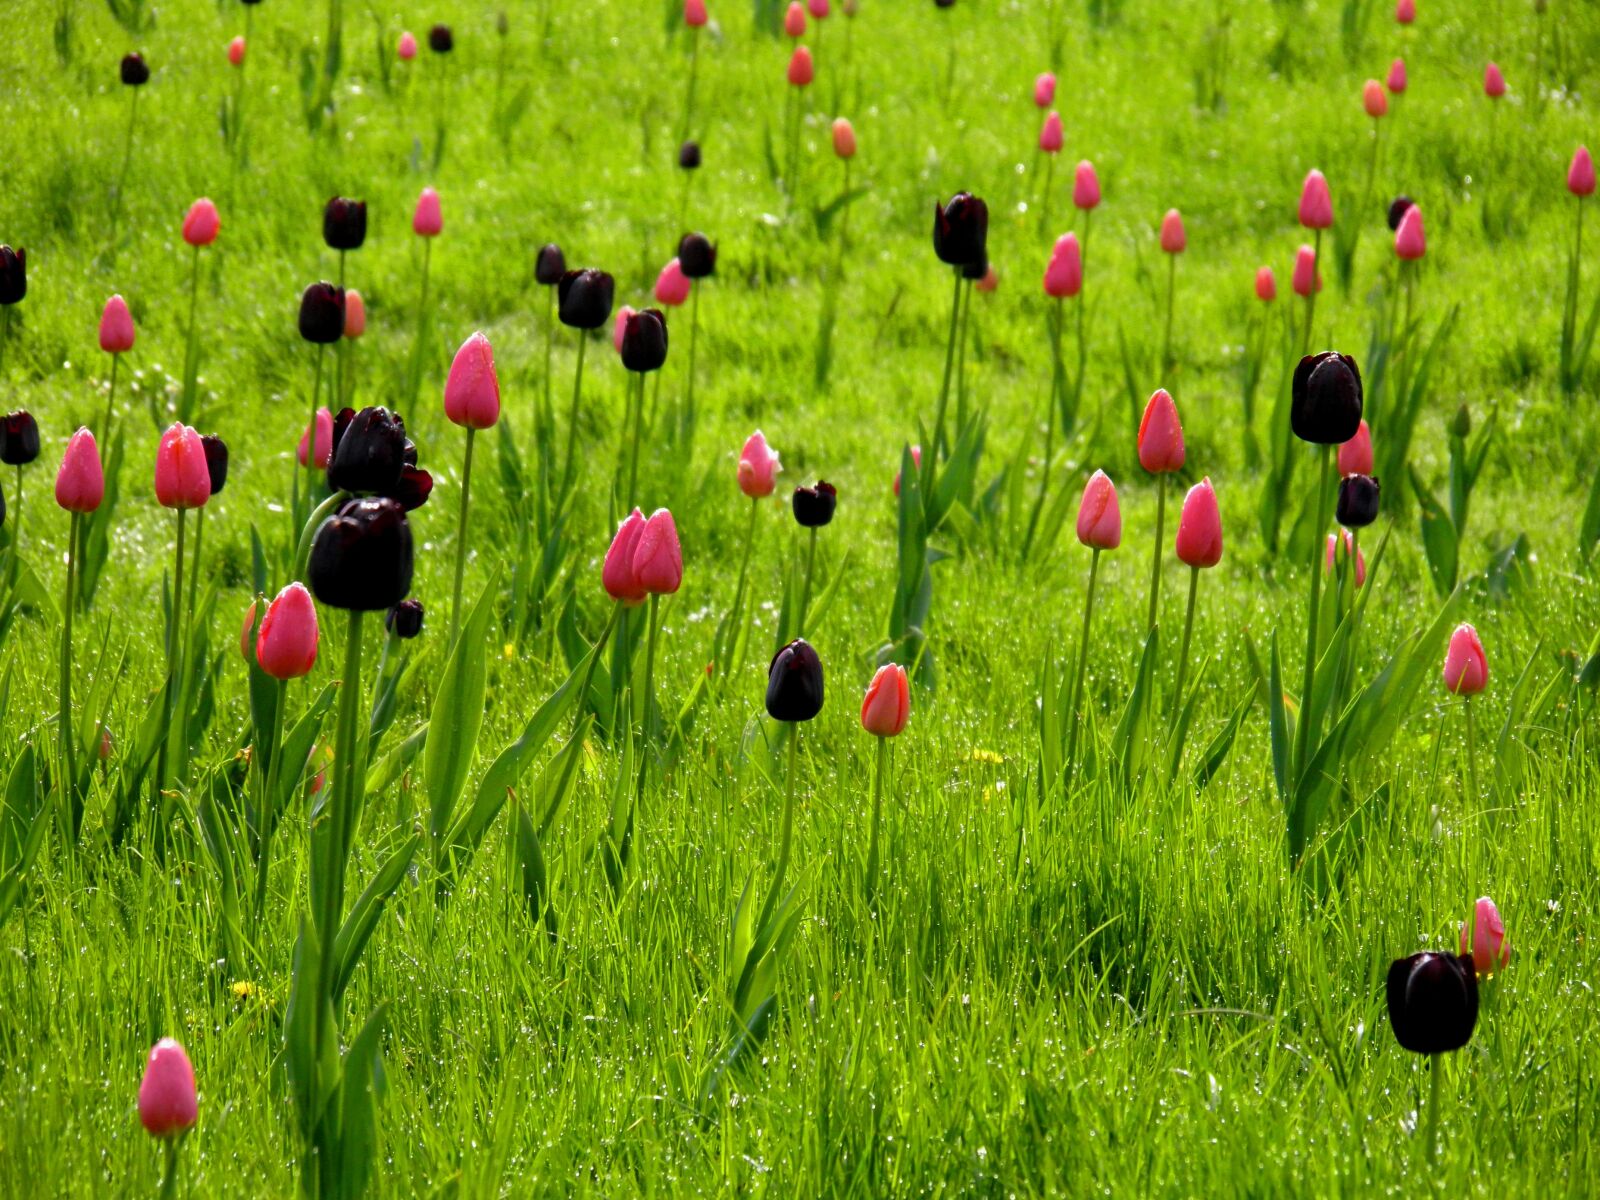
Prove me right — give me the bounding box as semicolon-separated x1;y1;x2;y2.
559;331;588;506
1064;547;1101;790
1424;1054;1442;1164
317;609;366;1045
756;726;800;938
955;278;973;438
293;490;348;584
1302;227;1323;356
865;734;888;911
1021;299;1063;560
683;284;700;447
1039;153;1055;236
156;509;187;795
1173;565;1199;716
797;526;819;638
1146;473;1166;632
1463;695;1480;804
0;305;9;382
186;507;205;654
109;87;139;256
180;244;202;424
7;464;22;588
158;1136;180;1200
254;676;287;933
638;593;661;752
58;512;80;842
625;372;645;511
722;497;760;676
1162;253;1177;374
100;354;119;447
450;427;476;649
929;266;962;480
1295;445;1333;780
681;25;701;145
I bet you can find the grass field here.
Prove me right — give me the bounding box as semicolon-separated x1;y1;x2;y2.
3;0;1600;1194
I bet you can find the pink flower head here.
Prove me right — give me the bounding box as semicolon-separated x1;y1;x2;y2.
1363;79;1388;118
613;305;637;355
1255;266;1277;303
228;36;246;67
788;46;814;87
1137;389;1185;474
1484;61;1506;99
1292;243;1320;298
1073;161;1101;211
1075;469;1121;550
655;257;692;306
785;1;806;36
1387;57;1408;94
808;0;829;16
398;31;419;60
1039;111;1063;154
634;508;683;595
240;599;258;662
861;663;910;737
1459;896;1510;976
343;289;366;339
444;331;501;430
1338;420;1373;476
257;582;319;680
99;294;136;353
1033;72;1056;109
55;428;105;513
1043;232;1082;299
298;407;333;468
1159;209;1186;254
976;264;998;292
603;509;649;605
1324;531;1367;586
1174;477;1222;568
738;430;781;497
684;0;709;27
413;187;442;237
154;423;212;510
1395;0;1415;24
1299;169;1333;230
893;445;921;496
832;117;857;159
1443;623;1488;695
137;1038;198;1139
1569;146;1596;198
182;198;220;247
1395;204;1426;261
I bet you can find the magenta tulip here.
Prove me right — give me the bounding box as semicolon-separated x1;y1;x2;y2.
55;429;104;513
154;424;211;510
1338;420;1373;476
1075;469;1121;550
1043;233;1082;299
685;0;708;25
99;294;135;353
1570;146;1597;197
444;332;500;429
1444;624;1488;695
1175;478;1222;569
1459;896;1510;976
398;30;418;60
634;508;683;595
1299;169;1333;230
1484;62;1506;99
257;582;319;680
1255;266;1277;302
297;407;333;468
1034;72;1056;108
1387;57;1407;95
413;187;442;237
1395;204;1426;260
1137;389;1184;474
182;198;220;247
1039;111;1063;154
604;509;649;605
138;1038;198;1138
1073;161;1101;211
655;257;692;307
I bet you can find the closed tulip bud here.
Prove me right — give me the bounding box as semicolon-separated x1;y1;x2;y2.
1039;111;1063;154
785;1;807;36
1336;473;1380;528
767;639;824;721
98;725;114;759
99;294;135;352
228;36;246;66
738;430;782;497
621;308;669;372
1137;389;1185;474
390;464;433;511
1073;161;1101;211
1255;266;1277;302
0;247;24;306
1459;896;1510;976
1569;146;1596;197
329;406;407;493
1034;72;1056;108
413;187;442;237
137;1039;198;1139
1291;351;1363;444
535;243;566;285
1291;244;1321;298
1175;477;1223;568
793;480;837;527
832;117;857;159
55;428;104;513
1363;79;1387;118
257;582;319;679
932;192;989;268
1324;531;1367;586
685;0;709;26
343;289;366;339
298;282;345;344
1443;623;1488;695
861;663;910;736
386;598;425;639
677;232;717;279
810;0;829;14
1;411;40;464
154;424;212;510
1299;169;1333;229
1386;952;1478;1055
429;24;453;52
323;197;367;251
634;508;684;595
1159;208;1186;253
398;31;419;60
558;268;615;329
1075;470;1121;550
309;497;415;611
655;257;692;306
604;508;648;605
1451;404;1472;439
787;46;814;87
298;407;334;469
1386;57;1407;94
678;140;702;169
1395;204;1426;260
444;332;501;429
121;52;150;86
1043;233;1082;298
1387;194;1415;231
182;198;220;247
201;434;229;495
893;445;921;496
1337;419;1373;476
1484;62;1506;99
1394;0;1415;24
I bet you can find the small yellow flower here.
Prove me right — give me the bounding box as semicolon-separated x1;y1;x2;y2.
230;981;258;1000
970;748;1004;764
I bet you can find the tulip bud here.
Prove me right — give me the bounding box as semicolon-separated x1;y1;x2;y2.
1484;62;1506;99
787;46;814;87
1443;623;1488;695
1459;896;1510;976
308;497;415;612
137;1039;198;1139
0;411;40;464
1137;389;1185;473
55;428;104;513
1386;194;1415;231
323;196;367;252
1386;57;1407;94
1034;72;1056;108
793;481;837;527
604;508;648;605
413;187;442;237
1039;111;1063;154
767;638;824;722
329;406;407;493
1159;208;1186;253
1290;351;1363;444
444;332;502;429
861;663;910;737
809;0;829;16
1174;477;1223;568
1073;161;1101;211
1395;204;1425;260
655;257;692;306
634;508;684;595
1569;146;1596;198
1335;474;1380;528
893;445;921;496
677;233;717;279
1337;420;1373;476
182;198;220;247
1451;404;1472;439
154;424;212;510
201;434;229;496
785;1;806;36
678;140;702;170
298;407;334;469
738;430;782;498
1394;0;1415;24
1075;469;1121;550
398;30;419;60
1325;532;1367;586
535;243;566;286
932;192;989;268
1363;79;1387;118
1292;244;1320;297
257;582;320;679
386;598;425;639
0;247;24;306
343;289;366;339
299;282;345;344
1043;233;1082;299
685;0;709;26
1298;169;1334;230
100;294;136;353
121;52;150;86
1255;266;1277;303
228;37;246;66
428;24;454;52
1386;952;1478;1055
832;118;857;159
620;308;669;373
557;268;615;329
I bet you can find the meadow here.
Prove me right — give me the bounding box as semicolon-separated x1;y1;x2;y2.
2;0;1600;1194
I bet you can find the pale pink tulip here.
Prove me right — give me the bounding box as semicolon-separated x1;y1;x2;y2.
444;332;501;429
738;431;782;497
137;1038;198;1139
1395;204;1426;261
1075;469;1121;550
1459;896;1510;975
1443;623;1488;695
1043;233;1082;299
343;289;366;339
1299;169;1333;230
655;258;692;307
1039;111;1063;154
1074;161;1101;211
832;117;857;158
398;31;419;60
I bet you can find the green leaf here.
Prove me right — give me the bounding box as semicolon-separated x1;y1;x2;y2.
1268;632;1290;805
278;683;339;816
365;722;428;797
1195;684;1255;791
336;1004;390;1200
1112;626;1159;780
425;570;499;846
1411;466;1458;596
1581;460;1600;557
0;747;46;928
332;836;420;1002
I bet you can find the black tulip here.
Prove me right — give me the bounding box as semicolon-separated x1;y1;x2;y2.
299;282;346;344
1336;474;1380;528
535;243;566;286
620;308;669;372
388;464;434;511
201;434;229;495
308;497;415;612
120;53;149;86
935;0;956;7
0;246;24;306
241;0;261;5
792;481;837;527
330;407;357;457
323;197;368;251
557;269;615;330
962;255;989;282
429;24;453;52
1386;952;1478;1055
1387;195;1415;232
0;411;41;466
766;639;825;722
328;406;407;494
0;482;5;529
1291;352;1363;445
677;233;717;279
933;192;988;268
401;438;419;467
678;140;702;170
386;598;425;639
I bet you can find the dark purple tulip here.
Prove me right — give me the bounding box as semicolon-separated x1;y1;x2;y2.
388;464;433;511
1291;352;1363;445
932;192;988;268
1336;474;1380;528
323;197;368;252
308;497;415;611
620;308;669;373
1387;195;1416;232
201;434;229;495
1386;952;1478;1055
766;639;825;722
386;598;425;639
328;406;407;494
428;24;453;52
0;246;24;306
535;244;566;286
677;233;717;279
299;282;346;344
961;255;989;282
0;411;41;466
120;53;150;86
792;481;837;528
558;269;615;330
678;140;702;170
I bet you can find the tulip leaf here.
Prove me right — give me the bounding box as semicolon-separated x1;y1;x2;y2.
277;682;339;816
332;834;420;1003
1410;466;1457;595
0;746;45;929
1194;684;1255;791
514;802;558;940
425;569;499;849
1112;626;1159;781
364;722;427;797
1581;461;1600;558
336;1003;389;1200
1268;632;1290;805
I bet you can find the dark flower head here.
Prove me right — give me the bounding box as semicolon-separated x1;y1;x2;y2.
386;598;425;639
401;438;418;467
428;24;453;52
558;268;615;330
1451;404;1472;439
933;192;988;268
535;243;566;286
201;434;229;495
0;246;25;306
1386;952;1478;1055
330;407;357;457
1291;351;1363;445
323;197;368;252
1387;195;1415;232
120;53;150;86
0;481;5;528
328;406;407;495
962;255;989;282
0;411;41;466
793;481;837;528
308;496;415;611
935;0;956;7
678;140;702;170
677;233;717;279
620;308;669;373
388;464;433;511
1336;474;1380;529
766;638;825;722
299;282;346;344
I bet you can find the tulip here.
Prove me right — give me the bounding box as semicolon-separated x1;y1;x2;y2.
54;428;103;824
298;407;334;469
1444;623;1488;696
1158;208;1185;253
1484;61;1505;99
154;424;211;511
309;497;415;613
443;333;499;642
634;508;683;595
92;293;135;443
677;233;717;279
1064;471;1120;779
1073;161;1101;211
535;243;566;285
1039;110;1063;154
832;117;857;158
928;192;988;477
1570;146;1596;197
181;198;220;247
257;582;319;681
1298;169;1333;231
323;196;367;255
1564;149;1595;396
1387;195;1415;231
138;1038;198;1141
655;257;692;306
555;269;616;503
793;481;837;527
1043;233;1081;299
809;0;829;15
398;30;418;60
327;407;406;495
1324;531;1367;587
343;289;366;339
785;1;806;36
1388;949;1477;1162
1336;420;1372;477
738;430;782;498
604;509;649;605
618;310;669;505
121;51;150;85
1255;266;1277;302
428;24;453;53
1291;243;1322;301
1363;79;1388;118
413;187;442;237
54;427;102;514
386;598;424;639
1157;210;1185;369
861;661;909;897
1394;0;1415;23
228;35;246;66
1336;473;1380;529
1136;389;1184;631
0;245;22;313
679;140;702;169
1169;477;1221;704
976;265;998;292
892;445;921;496
612;305;635;356
1025;232;1084;554
1034;72;1056;108
1387;57;1407;95
686;0;708;25
174;200;220;421
788;45;814;86
1459;896;1510;976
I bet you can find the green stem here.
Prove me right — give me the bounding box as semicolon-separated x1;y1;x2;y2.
59;511;79;840
1425;1054;1442;1164
1464;695;1479;804
186;506;204;645
756;725;801;937
1302;227;1323;356
638;593;660;740
955;277;973;438
864;734;888;908
796;526;818;638
1173;565;1199;713
109;87;139;254
1295;446;1333;778
681;26;701;143
625;371;645;510
101;353;119;447
1064;547;1101;787
182;244;201;421
316;609;365;1039
293;490;349;584
1146;473;1167;632
559;331;588;505
254;676;287;932
1022;298;1063;558
1162;252;1177;373
450;426;476;647
158;1136;179;1200
683;285;700;443
7;463;22;589
929;267;962;483
1039;152;1055;235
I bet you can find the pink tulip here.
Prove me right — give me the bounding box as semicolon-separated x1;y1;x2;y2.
1443;623;1488;695
1075;469;1121;550
785;1;806;36
1395;204;1426;260
1039;111;1063;154
1255;266;1277;303
398;31;419;60
1034;72;1056;109
1174;477;1222;568
604;509;649;605
788;46;814;87
738;430;782;497
228;36;246;67
413;187;442;237
1043;233;1082;299
240;599;258;662
893;445;921;496
154;423;211;510
655;257;692;307
1074;161;1101;211
1159;209;1186;254
832;117;857;159
1569;146;1596;197
1484;62;1506;99
55;428;105;513
99;294;136;353
861;663;910;737
1395;0;1414;24
633;508;683;595
257;582;319;680
1325;531;1367;586
1338;420;1373;476
1387;57;1407;94
297;407;333;468
1137;389;1185;474
138;1038;198;1139
1363;79;1387;118
1299;169;1333;230
182;198;220;247
685;0;708;26
444;331;501;430
1459;896;1510;975
343;289;366;339
809;0;829;16
1292;244;1320;298
976;264;998;292
613;305;636;355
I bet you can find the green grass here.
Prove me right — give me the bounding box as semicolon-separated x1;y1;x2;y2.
4;0;1600;1193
